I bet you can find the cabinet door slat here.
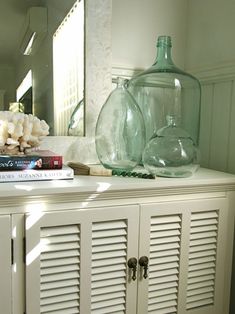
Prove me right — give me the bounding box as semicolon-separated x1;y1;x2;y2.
92;256;126;268
40;299;79;313
92;284;126;297
148;299;177;312
188;274;215;285
187;280;214;291
149;287;178;299
191;218;218;227
150;242;180;252
41;278;79;291
148;281;178;292
92;269;126;282
190;225;217;234
190;231;217;240
189;249;216;260
41;292;79;306
150;249;179;258
91;220;127;314
91;250;126;261
187;286;214;297
150;261;179;272
150;236;181;245
40;225;80;314
189;243;216;253
188;262;215;272
91;263;126;275
191;212;218;220
186;210;219;310
189;255;216;266
148;292;178;305
41;264;79;275
91;277;126;290
150;229;181;239
41;256;80;268
148;214;182;314
92;243;126;253
91;303;125;314
41;285;79;298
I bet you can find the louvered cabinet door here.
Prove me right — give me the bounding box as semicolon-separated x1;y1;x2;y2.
0;215;12;314
138;197;228;314
25;204;139;314
182;199;228;314
90;206;139;314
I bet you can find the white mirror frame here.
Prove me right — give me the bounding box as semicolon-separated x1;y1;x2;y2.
41;0;112;163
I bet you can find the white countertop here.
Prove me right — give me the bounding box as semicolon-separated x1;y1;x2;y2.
0;168;235;199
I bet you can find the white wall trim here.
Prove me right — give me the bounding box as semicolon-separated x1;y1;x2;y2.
112;66;142;81
188;62;235;84
112;62;235;84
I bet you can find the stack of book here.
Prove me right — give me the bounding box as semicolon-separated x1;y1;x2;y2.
0;150;74;183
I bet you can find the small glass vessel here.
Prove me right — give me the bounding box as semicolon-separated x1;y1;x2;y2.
128;35;201;145
95;77;145;171
68;98;84;136
142;115;200;178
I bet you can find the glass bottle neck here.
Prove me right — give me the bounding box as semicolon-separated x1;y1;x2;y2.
153;36;175;69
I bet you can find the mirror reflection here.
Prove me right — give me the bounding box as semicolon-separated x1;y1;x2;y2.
0;0;85;136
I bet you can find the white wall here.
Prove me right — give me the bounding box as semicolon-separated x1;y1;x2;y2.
112;0;188;71
186;0;235;71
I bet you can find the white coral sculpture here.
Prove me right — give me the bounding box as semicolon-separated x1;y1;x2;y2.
0;111;49;154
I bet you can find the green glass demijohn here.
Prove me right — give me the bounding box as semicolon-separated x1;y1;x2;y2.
128;35;201;146
95;77;146;171
142;115;200;178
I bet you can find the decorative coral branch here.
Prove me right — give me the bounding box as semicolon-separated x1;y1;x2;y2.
0;111;49;154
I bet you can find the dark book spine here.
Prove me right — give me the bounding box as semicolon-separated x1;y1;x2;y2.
0;155;63;171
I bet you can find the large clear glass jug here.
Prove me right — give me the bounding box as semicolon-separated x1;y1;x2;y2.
128;35;201;145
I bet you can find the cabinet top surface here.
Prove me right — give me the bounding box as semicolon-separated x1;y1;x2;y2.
0;168;235;199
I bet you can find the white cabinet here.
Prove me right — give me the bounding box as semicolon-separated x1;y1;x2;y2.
0;169;234;314
22;197;229;314
0;215;12;314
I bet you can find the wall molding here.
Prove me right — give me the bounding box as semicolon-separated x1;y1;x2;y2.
112;62;235;84
189;62;235;84
112;66;142;82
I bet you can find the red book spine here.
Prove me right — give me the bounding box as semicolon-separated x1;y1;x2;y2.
0;154;63;171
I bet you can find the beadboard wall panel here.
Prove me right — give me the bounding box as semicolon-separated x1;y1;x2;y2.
199;79;235;174
228;81;235;174
199;84;213;168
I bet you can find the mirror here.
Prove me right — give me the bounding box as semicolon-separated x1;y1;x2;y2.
0;0;84;136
